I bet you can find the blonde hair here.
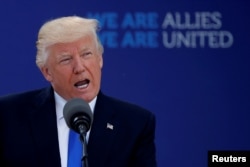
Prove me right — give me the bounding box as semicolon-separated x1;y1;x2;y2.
36;16;103;68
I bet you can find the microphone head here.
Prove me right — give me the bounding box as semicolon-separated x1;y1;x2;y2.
63;98;93;134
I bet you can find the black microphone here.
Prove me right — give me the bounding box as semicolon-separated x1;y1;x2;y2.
63;98;93;167
63;98;93;135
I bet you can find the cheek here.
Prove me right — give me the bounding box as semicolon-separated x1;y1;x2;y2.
55;68;71;80
50;67;71;83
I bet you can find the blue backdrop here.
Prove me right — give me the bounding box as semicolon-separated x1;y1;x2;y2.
1;0;250;167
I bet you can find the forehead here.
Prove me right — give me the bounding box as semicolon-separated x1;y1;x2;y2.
48;36;96;54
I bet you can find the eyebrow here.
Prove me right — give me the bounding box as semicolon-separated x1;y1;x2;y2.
56;46;92;58
58;52;71;56
80;47;91;53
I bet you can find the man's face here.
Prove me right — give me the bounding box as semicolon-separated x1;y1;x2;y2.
41;36;103;102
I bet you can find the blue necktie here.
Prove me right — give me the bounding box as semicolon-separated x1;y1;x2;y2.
68;130;83;167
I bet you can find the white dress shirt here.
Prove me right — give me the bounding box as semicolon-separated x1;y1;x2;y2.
54;92;96;167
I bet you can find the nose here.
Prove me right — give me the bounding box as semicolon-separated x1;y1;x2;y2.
73;56;85;74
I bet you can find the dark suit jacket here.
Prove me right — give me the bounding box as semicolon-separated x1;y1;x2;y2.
0;87;157;167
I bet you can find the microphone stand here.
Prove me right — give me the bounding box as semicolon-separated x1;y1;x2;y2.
79;125;89;167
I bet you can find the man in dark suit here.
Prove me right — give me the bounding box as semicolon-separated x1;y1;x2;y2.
0;16;157;167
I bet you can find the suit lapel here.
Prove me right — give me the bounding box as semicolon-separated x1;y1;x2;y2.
27;89;118;166
88;92;119;166
28;87;61;167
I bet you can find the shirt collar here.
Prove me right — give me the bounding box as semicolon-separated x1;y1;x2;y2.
54;92;97;121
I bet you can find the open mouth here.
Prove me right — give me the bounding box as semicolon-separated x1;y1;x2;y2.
74;79;90;89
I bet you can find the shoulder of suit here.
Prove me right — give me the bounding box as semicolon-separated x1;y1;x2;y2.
0;87;51;104
100;92;155;118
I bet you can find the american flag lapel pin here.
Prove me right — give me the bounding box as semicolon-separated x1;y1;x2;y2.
107;123;114;130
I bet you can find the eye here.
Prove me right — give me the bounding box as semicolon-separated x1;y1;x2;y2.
81;52;92;58
59;57;72;64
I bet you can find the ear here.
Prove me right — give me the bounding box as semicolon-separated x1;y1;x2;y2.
40;66;53;82
99;54;103;69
